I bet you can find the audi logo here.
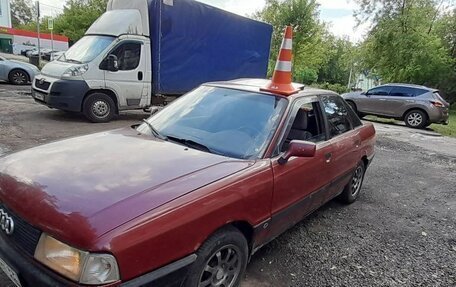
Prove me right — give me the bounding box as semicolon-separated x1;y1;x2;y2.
0;209;14;235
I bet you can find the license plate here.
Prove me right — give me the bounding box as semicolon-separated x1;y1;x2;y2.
34;92;45;101
0;257;21;287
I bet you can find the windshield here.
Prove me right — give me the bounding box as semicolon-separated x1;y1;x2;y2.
59;35;115;63
137;86;288;159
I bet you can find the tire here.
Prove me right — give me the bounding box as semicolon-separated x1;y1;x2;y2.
8;69;29;85
339;161;365;204
82;93;116;123
404;110;428;129
184;226;248;287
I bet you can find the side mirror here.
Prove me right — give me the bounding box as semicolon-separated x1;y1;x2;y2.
107;54;119;72
278;140;316;165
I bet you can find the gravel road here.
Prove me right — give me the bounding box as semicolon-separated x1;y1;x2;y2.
0;84;455;287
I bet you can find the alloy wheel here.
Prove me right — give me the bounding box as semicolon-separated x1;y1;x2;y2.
198;245;242;287
407;112;423;127
351;165;364;197
12;71;27;84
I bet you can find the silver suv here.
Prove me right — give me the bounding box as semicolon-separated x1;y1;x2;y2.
341;84;450;129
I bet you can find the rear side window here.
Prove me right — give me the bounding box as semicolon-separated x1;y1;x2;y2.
390;86;424;97
321;96;352;138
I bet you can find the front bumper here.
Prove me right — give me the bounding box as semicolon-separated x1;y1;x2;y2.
32;77;90;112
0;231;195;287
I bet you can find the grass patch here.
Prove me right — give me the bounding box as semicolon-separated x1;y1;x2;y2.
364;115;398;125
430;108;456;137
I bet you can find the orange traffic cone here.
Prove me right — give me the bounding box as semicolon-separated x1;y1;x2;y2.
261;26;299;96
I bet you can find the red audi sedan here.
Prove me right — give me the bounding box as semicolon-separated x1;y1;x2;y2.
0;79;375;287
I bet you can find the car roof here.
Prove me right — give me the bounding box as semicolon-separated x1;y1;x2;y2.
378;83;437;92
204;78;339;99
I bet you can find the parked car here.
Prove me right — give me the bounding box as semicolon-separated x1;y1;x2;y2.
0;78;376;286
0;56;40;85
342;83;450;129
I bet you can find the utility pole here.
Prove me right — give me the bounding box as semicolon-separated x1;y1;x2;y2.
49;18;54;55
36;1;41;67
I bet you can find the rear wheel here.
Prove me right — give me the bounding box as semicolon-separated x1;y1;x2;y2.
184;226;248;287
339;161;365;204
404;110;428;129
82;93;116;123
8;69;29;85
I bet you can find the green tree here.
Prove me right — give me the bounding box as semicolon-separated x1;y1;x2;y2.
10;0;34;27
355;0;456;101
255;0;328;81
53;0;108;43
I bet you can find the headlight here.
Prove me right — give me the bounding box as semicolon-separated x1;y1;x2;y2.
34;234;120;285
62;64;89;77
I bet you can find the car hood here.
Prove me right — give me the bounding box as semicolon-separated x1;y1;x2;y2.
41;60;75;77
341;91;363;99
0;128;251;248
9;60;39;72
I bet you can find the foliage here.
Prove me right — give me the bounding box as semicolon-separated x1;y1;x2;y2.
10;0;34;27
430;108;456;137
355;0;456;103
312;82;350;94
53;0;108;43
295;67;318;84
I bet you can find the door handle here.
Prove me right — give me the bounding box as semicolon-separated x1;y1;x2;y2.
325;153;332;163
138;71;143;81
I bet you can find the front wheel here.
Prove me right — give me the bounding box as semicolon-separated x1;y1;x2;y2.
339;161;365;204
404;110;428;129
82;93;116;123
9;69;29;85
184;226;248;287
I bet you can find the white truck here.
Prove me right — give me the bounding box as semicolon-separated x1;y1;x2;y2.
32;0;272;122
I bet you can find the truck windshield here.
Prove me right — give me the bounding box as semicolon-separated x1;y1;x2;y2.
59;35;115;64
137;86;288;159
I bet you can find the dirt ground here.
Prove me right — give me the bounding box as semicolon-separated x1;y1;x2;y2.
0;84;455;287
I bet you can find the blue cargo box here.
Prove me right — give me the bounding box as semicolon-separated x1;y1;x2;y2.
148;0;273;95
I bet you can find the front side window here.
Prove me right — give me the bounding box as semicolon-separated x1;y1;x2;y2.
137;86;288;159
366;86;392;96
321;95;352;138
59;35;115;64
109;42;141;70
281;101;326;152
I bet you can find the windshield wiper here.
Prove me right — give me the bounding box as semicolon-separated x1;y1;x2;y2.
167;135;222;155
142;119;167;140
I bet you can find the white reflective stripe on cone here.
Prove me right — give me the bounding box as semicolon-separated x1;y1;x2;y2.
281;39;292;50
275;61;292;72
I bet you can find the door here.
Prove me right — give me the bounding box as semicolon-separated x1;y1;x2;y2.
103;41;146;108
269;98;333;238
320;95;362;194
357;85;393;115
386;86;420;116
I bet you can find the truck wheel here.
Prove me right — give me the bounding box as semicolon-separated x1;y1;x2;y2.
83;93;116;123
339;161;365;204
184;226;248;287
404;110;428;129
9;69;29;85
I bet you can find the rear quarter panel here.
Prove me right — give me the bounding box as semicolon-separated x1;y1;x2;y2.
359;122;376;161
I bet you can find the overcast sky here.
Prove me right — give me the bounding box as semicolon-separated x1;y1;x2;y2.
38;0;369;42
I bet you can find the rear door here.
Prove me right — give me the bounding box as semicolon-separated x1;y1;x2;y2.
320;95;362;194
384;86;421;116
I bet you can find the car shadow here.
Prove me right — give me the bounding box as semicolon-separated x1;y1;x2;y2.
363;118;440;135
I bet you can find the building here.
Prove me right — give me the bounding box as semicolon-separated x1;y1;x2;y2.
0;0;12;28
353;70;381;91
0;26;69;54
